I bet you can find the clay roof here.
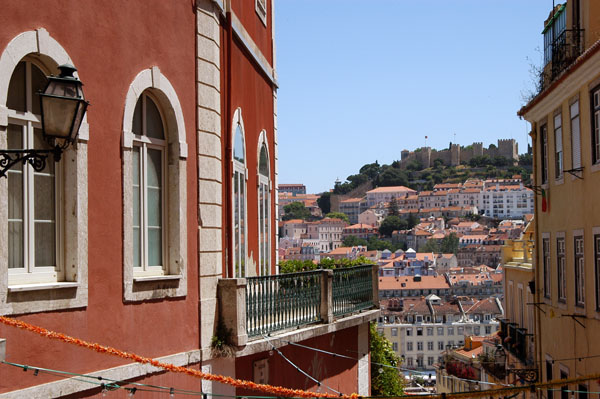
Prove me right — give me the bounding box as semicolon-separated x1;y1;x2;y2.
325;247;354;255
345;223;375;230
283;219;306;224
341;197;364;203
367;186;416;194
463;297;502;314
456;345;483;358
378;275;450;290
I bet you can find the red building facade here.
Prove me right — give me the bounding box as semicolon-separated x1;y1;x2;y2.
0;1;378;397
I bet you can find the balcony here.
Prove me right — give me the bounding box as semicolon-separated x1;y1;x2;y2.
500;322;530;364
543;28;585;88
218;265;379;345
502;239;534;266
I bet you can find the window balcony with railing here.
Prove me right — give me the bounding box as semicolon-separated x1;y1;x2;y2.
217;265;379;346
543;28;585;88
498;319;532;365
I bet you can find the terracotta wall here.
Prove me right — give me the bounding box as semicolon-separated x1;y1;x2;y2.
235;327;361;396
0;0;198;393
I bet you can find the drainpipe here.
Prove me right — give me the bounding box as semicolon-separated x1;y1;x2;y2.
530;122;543;382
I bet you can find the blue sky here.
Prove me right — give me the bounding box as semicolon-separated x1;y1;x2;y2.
274;0;552;194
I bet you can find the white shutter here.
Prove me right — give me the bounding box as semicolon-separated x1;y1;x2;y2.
571;101;581;169
554;114;563;152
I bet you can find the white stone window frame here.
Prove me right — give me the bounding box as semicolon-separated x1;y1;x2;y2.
122;67;188;301
255;0;268;26
256;130;271;276
131;92;168;277
0;29;89;315
231;108;248;278
7;60;64;286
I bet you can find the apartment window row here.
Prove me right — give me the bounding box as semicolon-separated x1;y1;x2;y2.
541;230;600;310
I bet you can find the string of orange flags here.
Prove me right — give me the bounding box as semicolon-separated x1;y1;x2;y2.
0;316;351;399
3;315;600;399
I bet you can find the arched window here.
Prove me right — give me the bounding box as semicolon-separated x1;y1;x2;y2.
132;92;166;274
6;59;61;285
0;29;88;315
232;109;246;278
257;132;270;276
121;67;187;301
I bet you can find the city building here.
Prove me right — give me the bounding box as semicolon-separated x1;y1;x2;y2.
517;0;600;395
378;295;502;371
278;183;306;196
0;1;378;397
366;186;416;207
479;181;534;219
339;197;367;224
342;223;378;241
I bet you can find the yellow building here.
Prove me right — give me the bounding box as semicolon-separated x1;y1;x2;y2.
489;222;537;397
518;1;600;397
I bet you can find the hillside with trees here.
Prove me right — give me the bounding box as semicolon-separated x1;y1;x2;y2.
318;153;532;214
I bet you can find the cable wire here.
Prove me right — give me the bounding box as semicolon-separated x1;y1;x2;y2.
261;334;342;396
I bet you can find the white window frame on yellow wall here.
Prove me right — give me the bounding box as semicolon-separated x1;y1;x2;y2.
232;108;247;278
257;130;271;276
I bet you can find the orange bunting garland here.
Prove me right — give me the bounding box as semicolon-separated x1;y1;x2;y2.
0;316;359;399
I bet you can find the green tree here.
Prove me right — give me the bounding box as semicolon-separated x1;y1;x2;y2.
359;161;382;180
440;232;460;254
377;166;409;187
388;196;400;216
419;239;440;253
342;236;368;247
347;173;368;187
433;158;445;169
379;216;407;237
519;153;533;167
407;213;419;229
325;212;349;223
406;160;423;171
370;323;404;396
317;192;331;214
282;201;311;221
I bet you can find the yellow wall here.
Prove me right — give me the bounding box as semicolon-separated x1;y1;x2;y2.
523;5;600;393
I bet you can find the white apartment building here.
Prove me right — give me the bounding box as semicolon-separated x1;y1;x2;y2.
378;295;502;371
458;188;482;209
479;183;534;219
306;218;347;253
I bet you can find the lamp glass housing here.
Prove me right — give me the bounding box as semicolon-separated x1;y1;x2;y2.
39;64;88;144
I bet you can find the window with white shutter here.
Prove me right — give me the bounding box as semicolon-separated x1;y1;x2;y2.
571;101;581;169
554;112;563;179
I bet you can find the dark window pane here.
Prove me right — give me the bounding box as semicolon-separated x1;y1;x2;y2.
31;63;47;115
145;96;164;139
7;61;26;112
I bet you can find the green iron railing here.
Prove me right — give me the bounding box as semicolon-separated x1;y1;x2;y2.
246;270;321;338
332;265;373;316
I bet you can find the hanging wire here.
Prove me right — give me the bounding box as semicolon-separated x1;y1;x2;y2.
286;340;513;387
1;360;298;399
261;334;342;396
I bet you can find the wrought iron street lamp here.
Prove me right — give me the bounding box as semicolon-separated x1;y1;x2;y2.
0;64;89;178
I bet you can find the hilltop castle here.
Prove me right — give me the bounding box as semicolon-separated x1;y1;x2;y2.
399;139;518;169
